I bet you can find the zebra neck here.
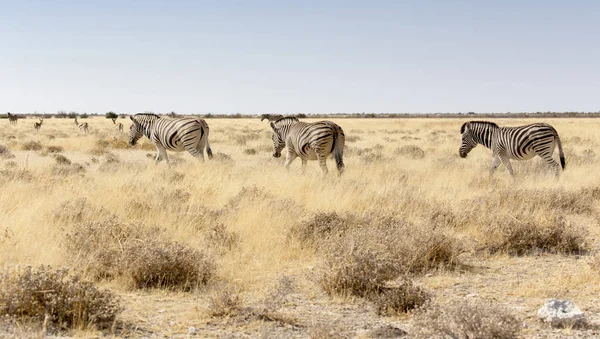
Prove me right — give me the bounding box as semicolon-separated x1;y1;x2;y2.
472;128;495;149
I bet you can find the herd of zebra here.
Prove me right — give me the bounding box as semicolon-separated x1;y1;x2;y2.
4;112;567;177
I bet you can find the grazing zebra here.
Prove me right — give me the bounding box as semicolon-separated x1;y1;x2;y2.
78;122;89;134
270;117;345;175
33;118;43;131
129;113;213;165
7;113;17;125
261;114;284;122
111;118;123;132
459;121;566;177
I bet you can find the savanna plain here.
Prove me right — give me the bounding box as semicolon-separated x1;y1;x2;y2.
1;116;599;338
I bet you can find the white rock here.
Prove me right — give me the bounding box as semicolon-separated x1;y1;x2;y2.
537;299;586;328
188;326;197;335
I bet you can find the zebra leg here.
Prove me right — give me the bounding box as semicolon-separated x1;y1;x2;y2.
154;146;169;165
499;155;515;177
539;153;561;177
316;152;328;175
284;151;297;170
490;156;501;176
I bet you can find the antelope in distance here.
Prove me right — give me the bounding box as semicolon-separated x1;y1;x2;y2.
78;122;89;134
112;118;123;132
7;113;18;125
33;118;43;131
74;117;79;126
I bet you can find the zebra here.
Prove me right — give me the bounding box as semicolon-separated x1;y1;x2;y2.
78;122;89;134
7;113;17;125
33;118;43;131
270;117;345;175
459;120;566;177
111;118;123;132
129;113;213;165
261;114;284;122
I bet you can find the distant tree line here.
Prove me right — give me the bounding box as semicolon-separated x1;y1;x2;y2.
3;111;600;119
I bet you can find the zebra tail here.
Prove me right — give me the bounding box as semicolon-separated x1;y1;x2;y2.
205;127;213;159
332;125;345;174
556;134;565;170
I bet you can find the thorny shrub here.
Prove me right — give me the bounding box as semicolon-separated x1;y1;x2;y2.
0;265;120;329
21;141;43;151
64;220;216;290
289;212;356;247
53;154;71;165
370;281;431;316
205;223;240;254
394;145;425;159
208;285;244;318
411;300;521;339
0;144;15;159
479;213;588;255
46;145;64;153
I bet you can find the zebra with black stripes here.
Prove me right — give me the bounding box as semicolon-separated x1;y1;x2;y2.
270;117;345;175
7;113;17;125
129;113;213;165
261;114;284;122
459;121;565;177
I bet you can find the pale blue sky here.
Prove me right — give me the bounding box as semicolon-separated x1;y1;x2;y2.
1;0;598;114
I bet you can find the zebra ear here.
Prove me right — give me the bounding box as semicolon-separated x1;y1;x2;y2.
460;122;468;134
130;116;134;121
270;122;276;130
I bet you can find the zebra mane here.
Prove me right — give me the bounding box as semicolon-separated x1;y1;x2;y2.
132;113;160;120
273;116;299;124
461;121;499;133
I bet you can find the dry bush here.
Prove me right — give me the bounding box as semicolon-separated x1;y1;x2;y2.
64;220;216;290
125;240;215;289
4;161;17;168
0;265;120;330
0;169;33;183
205;223;240;254
411;300;521;339
212;152;234;163
345;135;362;143
51;163;86;177
309;325;349;339
370;281;431;316
53;154;71;165
394;145;425;159
289;212;356;247
108;137;129;149
244;148;257;155
227;186;272;209
320;216;461;298
0;144;15;159
208;285;244;317
54;198;115;225
478;214;588;255
46;145;63;153
21;141;43;151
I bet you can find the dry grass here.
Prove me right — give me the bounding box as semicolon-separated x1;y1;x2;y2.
0;117;599;337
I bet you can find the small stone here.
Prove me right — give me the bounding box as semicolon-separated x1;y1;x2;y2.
188;326;197;335
466;293;478;298
537;299;586;328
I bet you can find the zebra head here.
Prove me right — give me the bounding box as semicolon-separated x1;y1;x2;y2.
129;116;145;146
459;122;477;158
270;122;285;158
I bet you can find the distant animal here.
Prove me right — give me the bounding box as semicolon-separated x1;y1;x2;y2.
78;122;89;134
260;114;284;122
459;121;565;177
111;118;123;132
33;118;43;131
129;113;213;165
270;117;345;175
7;113;18;125
74;117;79;126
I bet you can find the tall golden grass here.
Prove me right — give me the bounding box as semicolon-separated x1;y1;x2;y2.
0;116;598;336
